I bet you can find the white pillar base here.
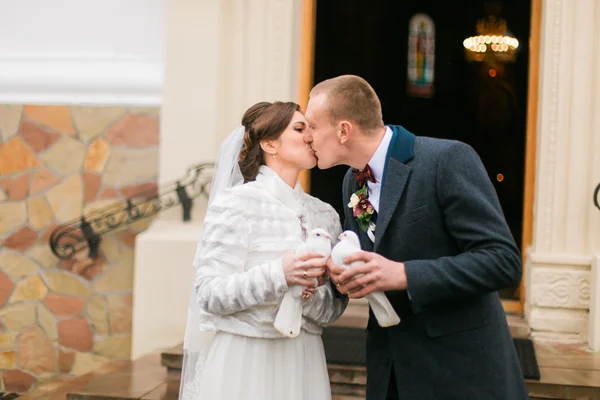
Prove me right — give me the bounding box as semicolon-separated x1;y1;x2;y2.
131;219;202;359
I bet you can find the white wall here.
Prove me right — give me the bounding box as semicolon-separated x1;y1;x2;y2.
0;0;164;105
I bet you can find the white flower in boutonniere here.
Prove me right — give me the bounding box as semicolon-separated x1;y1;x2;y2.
347;184;376;237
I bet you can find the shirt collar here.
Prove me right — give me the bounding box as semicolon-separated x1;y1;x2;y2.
368;126;393;183
255;165;304;213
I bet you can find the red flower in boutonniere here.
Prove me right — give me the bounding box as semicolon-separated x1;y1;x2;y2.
348;184;375;233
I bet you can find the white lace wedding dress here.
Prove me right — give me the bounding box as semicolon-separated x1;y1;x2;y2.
188;166;347;400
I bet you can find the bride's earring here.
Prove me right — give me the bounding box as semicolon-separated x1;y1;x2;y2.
272;153;276;158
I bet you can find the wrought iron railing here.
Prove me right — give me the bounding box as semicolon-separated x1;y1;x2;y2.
49;162;214;260
595;182;600;211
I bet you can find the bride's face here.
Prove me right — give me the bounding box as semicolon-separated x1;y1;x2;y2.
269;111;317;171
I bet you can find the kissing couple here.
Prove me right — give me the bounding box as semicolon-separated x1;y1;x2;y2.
179;75;527;400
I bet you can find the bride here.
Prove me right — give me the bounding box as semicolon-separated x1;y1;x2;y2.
179;101;348;400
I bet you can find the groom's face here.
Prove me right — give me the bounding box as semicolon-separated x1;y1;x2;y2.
305;94;344;169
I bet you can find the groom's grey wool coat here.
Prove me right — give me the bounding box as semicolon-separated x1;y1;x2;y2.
341;125;528;399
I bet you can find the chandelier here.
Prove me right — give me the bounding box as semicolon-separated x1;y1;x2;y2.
463;12;519;63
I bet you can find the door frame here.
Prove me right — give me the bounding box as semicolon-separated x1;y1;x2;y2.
297;0;542;315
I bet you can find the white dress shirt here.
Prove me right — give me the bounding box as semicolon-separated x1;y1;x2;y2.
367;127;394;213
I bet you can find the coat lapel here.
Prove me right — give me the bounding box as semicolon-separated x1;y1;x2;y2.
374;125;415;251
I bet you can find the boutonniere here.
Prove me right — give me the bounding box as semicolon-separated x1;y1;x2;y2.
348;184;376;241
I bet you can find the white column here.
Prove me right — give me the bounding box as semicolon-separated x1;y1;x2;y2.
132;0;302;359
526;0;600;345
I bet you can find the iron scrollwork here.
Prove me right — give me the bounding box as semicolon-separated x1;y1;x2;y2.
49;162;214;260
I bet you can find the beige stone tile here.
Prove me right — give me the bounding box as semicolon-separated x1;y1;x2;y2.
42;271;91;298
95;336;131;359
106;113;159;147
0;249;38;279
0;137;40;175
27;244;59;269
39;136;85;176
0;202;27;236
0;333;16;350
92;246;134;292
103;148;158;186
70;351;110;376
84;137;110;172
37;303;58;341
107;294;132;334
0;350;16;369
130;107;160;117
0;105;23;142
72;106;127;142
30;168;61;195
45;174;83;223
23;105;75;135
88;295;109;336
17;325;57;374
28;195;54;230
9;274;48;302
0;303;36;331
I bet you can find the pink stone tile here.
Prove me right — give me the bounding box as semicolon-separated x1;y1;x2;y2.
5;226;38;251
30;168;61;194
100;188;120;199
118;231;137;247
0;172;31;201
105;113;159;147
59;349;75;373
20;120;62;153
44;293;86;316
83;172;102;203
0;270;14;307
119;181;158;198
58;317;93;351
3;369;36;392
17;325;57;374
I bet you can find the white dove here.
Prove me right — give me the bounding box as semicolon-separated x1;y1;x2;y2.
274;228;332;338
331;230;401;327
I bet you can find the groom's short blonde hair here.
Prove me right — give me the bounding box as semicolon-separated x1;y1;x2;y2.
310;75;384;133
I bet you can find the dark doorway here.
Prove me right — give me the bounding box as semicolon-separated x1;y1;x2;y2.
310;0;531;300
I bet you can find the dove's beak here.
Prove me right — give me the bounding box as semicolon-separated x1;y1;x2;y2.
337;233;344;241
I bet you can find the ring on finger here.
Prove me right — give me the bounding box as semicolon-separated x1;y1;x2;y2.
303;270;307;279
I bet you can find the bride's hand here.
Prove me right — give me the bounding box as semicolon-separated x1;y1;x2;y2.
282;251;327;287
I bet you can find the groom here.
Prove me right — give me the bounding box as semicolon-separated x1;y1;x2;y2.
304;75;528;399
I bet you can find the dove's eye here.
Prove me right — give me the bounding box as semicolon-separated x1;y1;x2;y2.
316;234;321;237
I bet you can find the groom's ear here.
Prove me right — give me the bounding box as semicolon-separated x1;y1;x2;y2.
338;121;352;145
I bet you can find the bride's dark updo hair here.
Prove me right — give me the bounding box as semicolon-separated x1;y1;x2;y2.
239;101;301;182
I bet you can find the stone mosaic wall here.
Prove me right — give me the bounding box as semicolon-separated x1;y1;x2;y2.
0;105;159;392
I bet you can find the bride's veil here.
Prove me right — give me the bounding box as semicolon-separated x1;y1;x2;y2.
178;126;246;400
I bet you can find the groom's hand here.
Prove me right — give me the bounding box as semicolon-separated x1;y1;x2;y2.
335;252;407;299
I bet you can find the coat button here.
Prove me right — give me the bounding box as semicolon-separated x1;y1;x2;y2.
383;358;390;367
